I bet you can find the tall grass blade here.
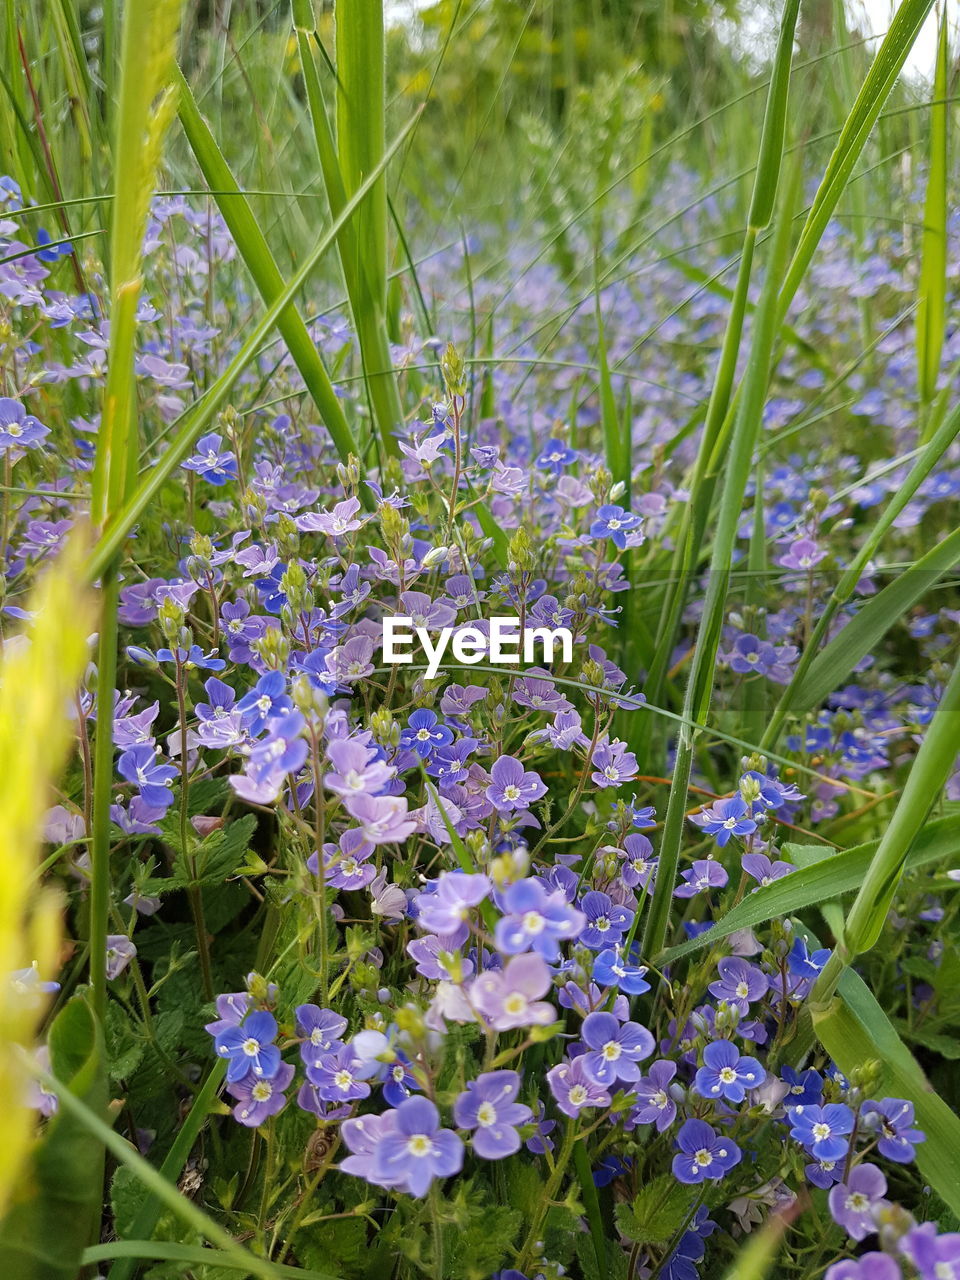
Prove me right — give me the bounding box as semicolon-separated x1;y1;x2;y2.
89;0;182;1036
173;63;365;485
87;110;421;584
332;0;404;456
658;812;960;964
814;966;960;1218
917;8;948;411
813;652;960;1000
641;4;802;957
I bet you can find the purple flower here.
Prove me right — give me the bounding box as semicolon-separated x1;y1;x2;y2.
117;743;178;812
787;935;832;980
415;871;491;943
536;438;577;473
901;1222;960;1279
708;957;768;1012
105;935;136;980
182;432;237;485
295;1004;347;1069
313;828;377;891
861;1098;925;1164
590;739;638;789
674;859;729;898
400;709;454;759
493;878;586;961
204;991;251;1038
592;947;650;995
323;739;395;798
345;793;417;845
779;537;826;571
618;833;657;889
589;504;642;550
470;952;556;1031
689;794;756;846
227;1061;294;1127
787;1103;855;1162
828;1163;888;1241
579;1012;654;1086
0;397;49;451
727;633;780;676
547;1055;611;1118
577;891;634;950
305;1044;371;1102
339;1111;406;1189
215;1010;281;1083
672;1118;742;1184
296;496;364;536
486;756;547;812
741;852;795;886
825;1257;900;1280
453;1070;532;1159
631;1060;679;1132
371;1096;464;1197
694;1040;764;1103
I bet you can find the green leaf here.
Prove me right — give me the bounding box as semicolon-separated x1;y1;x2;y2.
173;63;365;480
0;994;107;1278
814;967;960;1218
789;524;960;713
86;1239;339;1278
658;813;960;964
614;1174;694;1246
916;7;948;404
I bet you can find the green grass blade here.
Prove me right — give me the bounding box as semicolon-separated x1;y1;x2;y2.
106;1061;226;1280
814;968;960;1218
173;62;365;485
595;285;624;484
787;523;960;714
917;8;948;408
31;1058;340;1280
658;813;960;964
641;100;801;960
776;0;937;325
91;1242;338;1278
86;109;421;584
333;0;404;456
762;395;960;743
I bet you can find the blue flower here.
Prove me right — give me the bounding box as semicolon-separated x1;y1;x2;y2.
35;228;72;262
182;432;238;485
577;891;634;950
787;935;831;979
579;1011;654;1086
400;708;454;759
780;1066;823;1106
672;1118;741;1184
694;1040;764;1103
688;793;757;846
787;1103;855;1162
861;1098;925;1164
371;1096;464;1197
214;1010;282;1083
589;503;642;550
237;671;292;735
592;947;650;995
117;743;178;812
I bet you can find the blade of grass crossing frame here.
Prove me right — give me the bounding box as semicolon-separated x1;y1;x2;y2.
172;63;367;494
640;0;801;960
761;394;960;744
775;0;937;325
87;110;422;585
640;0;799;734
90;0;181;1046
814;968;960;1218
811;653;960;1002
333;0;404;457
917;8;948;413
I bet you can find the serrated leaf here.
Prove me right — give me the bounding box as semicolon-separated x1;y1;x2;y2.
614;1173;694;1246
